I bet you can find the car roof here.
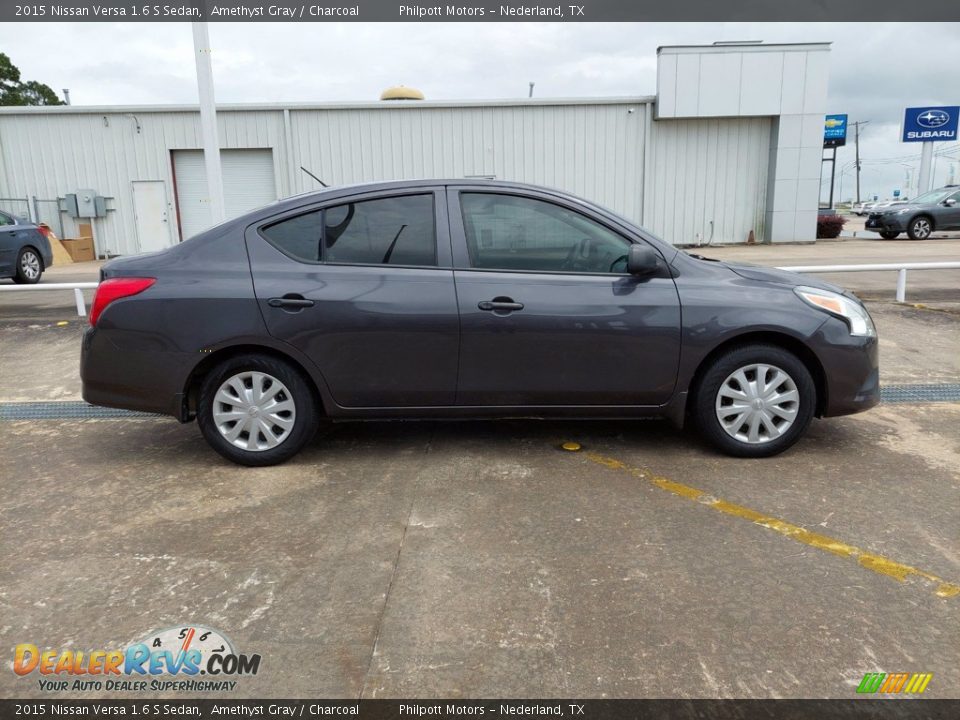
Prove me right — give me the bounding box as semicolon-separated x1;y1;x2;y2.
273;178;570;210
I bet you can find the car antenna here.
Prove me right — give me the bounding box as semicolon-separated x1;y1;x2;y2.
300;166;328;187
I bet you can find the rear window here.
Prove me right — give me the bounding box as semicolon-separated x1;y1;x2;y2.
261;210;323;263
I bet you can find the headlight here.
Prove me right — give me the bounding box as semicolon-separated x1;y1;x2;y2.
794;286;876;337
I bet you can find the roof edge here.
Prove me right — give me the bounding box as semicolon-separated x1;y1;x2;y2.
0;96;657;116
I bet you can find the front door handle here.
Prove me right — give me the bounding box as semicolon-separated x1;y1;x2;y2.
478;297;524;313
268;294;315;311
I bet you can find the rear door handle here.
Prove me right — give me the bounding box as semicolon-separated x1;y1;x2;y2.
478;298;524;313
268;294;315;310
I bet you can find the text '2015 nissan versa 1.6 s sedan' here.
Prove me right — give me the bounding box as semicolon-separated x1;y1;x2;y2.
80;180;879;466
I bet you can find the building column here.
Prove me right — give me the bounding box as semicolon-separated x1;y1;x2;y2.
765;113;823;243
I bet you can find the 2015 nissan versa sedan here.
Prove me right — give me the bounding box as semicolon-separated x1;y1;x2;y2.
81;180;879;466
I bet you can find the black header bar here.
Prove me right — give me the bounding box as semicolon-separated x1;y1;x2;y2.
4;0;960;22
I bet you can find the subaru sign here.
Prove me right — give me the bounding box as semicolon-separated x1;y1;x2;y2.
902;106;959;142
823;114;848;148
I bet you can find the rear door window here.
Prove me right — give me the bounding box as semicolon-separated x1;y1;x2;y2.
260;194;437;267
324;194;436;267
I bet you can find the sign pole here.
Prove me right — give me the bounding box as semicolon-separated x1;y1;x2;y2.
192;21;226;226
917;142;934;194
828;147;837;209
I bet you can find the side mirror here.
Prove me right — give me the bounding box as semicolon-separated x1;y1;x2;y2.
945;198;957;207
627;244;660;276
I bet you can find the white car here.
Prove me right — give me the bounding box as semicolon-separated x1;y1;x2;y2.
854;202;876;216
872;200;908;211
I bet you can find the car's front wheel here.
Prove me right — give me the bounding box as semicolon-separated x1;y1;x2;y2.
14;247;43;284
693;345;816;458
879;230;899;240
197;354;319;466
907;216;933;240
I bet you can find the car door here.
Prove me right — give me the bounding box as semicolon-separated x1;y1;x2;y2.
939;190;960;229
448;187;682;407
245;187;460;408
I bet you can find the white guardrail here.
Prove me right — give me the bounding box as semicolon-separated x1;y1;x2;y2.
0;282;98;316
0;262;959;315
776;262;960;303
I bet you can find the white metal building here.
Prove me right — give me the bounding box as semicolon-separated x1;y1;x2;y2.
0;41;829;257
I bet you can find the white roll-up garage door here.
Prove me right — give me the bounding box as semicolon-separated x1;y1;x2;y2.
173;148;277;242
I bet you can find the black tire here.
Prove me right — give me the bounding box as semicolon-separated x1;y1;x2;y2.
878;230;900;240
197;353;319;466
13;247;43;284
906;215;933;241
692;344;816;458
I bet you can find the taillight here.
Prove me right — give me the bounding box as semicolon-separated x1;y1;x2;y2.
89;277;156;327
37;224;53;241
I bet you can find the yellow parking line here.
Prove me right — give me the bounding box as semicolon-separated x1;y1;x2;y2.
577;449;960;599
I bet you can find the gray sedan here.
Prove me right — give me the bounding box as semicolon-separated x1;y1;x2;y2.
0;211;53;283
81;180;879;466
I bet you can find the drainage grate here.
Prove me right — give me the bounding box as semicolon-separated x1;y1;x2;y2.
1;385;959;421
881;383;960;404
0;401;160;420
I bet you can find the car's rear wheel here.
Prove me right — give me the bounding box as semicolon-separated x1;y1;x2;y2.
907;216;932;240
14;247;42;284
879;230;899;240
197;354;319;466
693;345;816;458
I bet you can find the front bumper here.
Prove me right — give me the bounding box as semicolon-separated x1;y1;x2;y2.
864;215;906;233
813;316;880;417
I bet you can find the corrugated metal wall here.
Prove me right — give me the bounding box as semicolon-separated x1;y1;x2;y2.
0;110;285;255
287;102;647;228
646;116;771;245
0;100;770;255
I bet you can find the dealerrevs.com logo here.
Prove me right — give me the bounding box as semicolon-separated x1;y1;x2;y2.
13;625;261;693
856;672;933;695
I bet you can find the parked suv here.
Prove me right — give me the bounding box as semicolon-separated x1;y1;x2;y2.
81;180;879;466
0;211;53;283
865;185;960;240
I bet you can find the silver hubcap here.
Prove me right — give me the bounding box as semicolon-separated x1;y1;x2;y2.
715;363;799;445
213;371;296;452
20;251;40;279
912;219;931;238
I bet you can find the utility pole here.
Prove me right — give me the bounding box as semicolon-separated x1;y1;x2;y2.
192;21;226;226
851;120;869;204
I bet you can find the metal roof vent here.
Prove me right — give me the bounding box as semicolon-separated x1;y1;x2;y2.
380;86;425;101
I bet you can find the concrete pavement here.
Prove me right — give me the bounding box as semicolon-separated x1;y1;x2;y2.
1;239;958;700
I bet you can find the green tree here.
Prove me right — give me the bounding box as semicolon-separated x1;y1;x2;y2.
0;53;64;106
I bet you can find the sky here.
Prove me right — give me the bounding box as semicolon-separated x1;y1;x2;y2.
5;21;959;202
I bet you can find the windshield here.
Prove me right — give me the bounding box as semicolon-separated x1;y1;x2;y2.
911;189;952;205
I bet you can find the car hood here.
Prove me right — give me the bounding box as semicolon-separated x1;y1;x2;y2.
721;260;847;294
876;204;922;215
